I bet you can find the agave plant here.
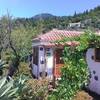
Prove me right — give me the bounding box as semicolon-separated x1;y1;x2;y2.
0;60;6;76
0;76;14;99
0;74;28;100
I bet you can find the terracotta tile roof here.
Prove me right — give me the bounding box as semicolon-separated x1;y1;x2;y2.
33;29;83;47
34;29;82;42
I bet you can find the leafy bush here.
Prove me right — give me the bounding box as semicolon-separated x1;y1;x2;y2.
48;31;97;100
48;47;89;100
21;79;49;100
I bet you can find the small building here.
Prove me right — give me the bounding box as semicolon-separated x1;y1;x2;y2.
32;29;81;79
68;22;81;29
86;31;100;95
86;48;100;95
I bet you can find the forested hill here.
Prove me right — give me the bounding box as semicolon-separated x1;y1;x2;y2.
13;6;100;34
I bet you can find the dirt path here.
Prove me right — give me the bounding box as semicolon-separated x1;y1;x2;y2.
85;89;100;100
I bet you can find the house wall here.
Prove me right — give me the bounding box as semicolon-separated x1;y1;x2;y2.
32;46;45;78
38;46;45;76
86;48;100;95
38;47;54;79
32;46;54;79
32;47;39;78
45;48;54;79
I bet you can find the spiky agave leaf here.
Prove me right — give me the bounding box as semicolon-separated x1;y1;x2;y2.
0;77;14;97
0;77;7;89
7;87;19;97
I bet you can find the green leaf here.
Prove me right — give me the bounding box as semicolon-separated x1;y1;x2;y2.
0;79;14;97
7;87;18;97
0;77;7;89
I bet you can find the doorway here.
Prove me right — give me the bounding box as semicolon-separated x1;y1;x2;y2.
54;49;64;78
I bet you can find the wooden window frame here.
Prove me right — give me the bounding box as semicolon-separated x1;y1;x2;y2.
33;47;38;65
95;48;100;62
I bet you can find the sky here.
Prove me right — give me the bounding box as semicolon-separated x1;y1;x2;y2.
0;0;100;18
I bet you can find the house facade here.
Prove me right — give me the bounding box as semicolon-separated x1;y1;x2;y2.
32;29;81;79
85;31;100;95
86;48;100;95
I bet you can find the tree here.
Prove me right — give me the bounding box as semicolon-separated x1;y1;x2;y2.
0;13;35;77
0;15;11;59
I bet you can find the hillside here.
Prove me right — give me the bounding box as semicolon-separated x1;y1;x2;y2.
32;13;56;20
13;6;100;34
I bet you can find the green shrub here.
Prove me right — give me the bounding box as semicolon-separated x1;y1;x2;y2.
48;31;96;100
48;49;89;100
21;79;49;100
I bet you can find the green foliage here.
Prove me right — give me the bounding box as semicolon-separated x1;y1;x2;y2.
11;25;34;61
0;60;7;76
49;31;100;100
0;74;28;100
49;49;88;100
21;79;49;100
0;77;14;99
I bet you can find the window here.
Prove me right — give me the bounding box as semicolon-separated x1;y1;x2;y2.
46;53;51;56
46;48;51;56
40;47;43;51
33;47;38;65
46;48;50;51
95;48;100;62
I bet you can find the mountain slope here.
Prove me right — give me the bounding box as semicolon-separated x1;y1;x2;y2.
14;6;100;33
32;13;56;20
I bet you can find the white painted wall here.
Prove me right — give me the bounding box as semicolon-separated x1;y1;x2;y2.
38;47;54;79
38;46;45;76
32;64;38;77
86;48;100;95
32;47;54;79
45;48;54;79
32;47;39;78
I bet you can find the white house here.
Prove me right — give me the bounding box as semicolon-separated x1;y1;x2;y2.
32;29;81;79
68;22;81;29
32;29;100;95
86;48;100;95
86;31;100;95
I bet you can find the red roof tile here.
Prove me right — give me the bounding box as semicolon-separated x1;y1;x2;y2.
32;29;84;47
34;29;82;42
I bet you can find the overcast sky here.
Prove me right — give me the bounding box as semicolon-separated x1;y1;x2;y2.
0;0;100;18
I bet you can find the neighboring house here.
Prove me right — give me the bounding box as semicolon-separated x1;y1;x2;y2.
86;48;100;95
68;22;81;29
86;31;100;95
32;29;82;79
